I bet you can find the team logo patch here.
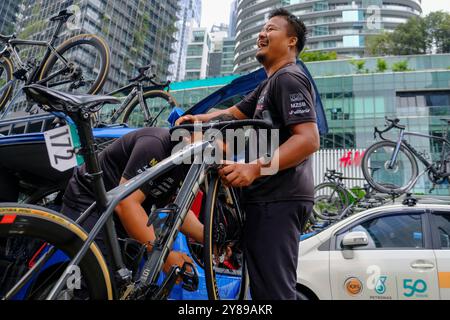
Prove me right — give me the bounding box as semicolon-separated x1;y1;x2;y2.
289;93;304;102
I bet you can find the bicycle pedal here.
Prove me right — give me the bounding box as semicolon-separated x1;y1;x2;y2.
180;262;199;292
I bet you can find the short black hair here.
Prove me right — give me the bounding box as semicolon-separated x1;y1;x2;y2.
268;8;307;53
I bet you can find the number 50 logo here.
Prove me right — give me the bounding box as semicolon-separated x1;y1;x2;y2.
403;279;427;297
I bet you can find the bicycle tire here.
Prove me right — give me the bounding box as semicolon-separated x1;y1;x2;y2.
121;90;177;127
38;34;110;95
0;56;13;111
203;174;248;300
362;140;418;194
313;182;349;220
0;203;113;300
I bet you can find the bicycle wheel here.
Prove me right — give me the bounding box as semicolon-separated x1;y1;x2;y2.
313;182;349;220
38;34;110;95
0;56;13;111
121;90;177;127
362;140;418;194
0;204;113;300
203;173;248;300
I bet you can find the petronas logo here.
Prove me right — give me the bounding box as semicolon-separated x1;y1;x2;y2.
375;276;387;294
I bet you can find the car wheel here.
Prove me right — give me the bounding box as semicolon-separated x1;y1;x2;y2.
296;289;309;300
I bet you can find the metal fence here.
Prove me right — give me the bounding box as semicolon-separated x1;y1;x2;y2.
312;148;367;189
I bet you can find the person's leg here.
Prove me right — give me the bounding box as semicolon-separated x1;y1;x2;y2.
243;201;312;300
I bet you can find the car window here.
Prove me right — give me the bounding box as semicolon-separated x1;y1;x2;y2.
432;212;450;249
337;214;424;250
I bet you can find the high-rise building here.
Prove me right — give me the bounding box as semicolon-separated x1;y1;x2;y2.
234;0;422;73
228;0;238;38
185;28;211;80
221;38;235;76
169;0;202;82
0;0;23;35
207;24;229;77
17;0;178;92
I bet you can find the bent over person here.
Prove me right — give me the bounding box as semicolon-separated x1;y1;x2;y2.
61;127;204;274
176;8;320;299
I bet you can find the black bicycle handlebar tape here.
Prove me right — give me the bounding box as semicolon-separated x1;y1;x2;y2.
170;110;274;134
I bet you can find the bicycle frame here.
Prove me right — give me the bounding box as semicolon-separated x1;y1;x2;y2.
386;127;450;178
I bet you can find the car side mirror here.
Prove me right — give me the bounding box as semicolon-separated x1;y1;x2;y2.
342;231;369;248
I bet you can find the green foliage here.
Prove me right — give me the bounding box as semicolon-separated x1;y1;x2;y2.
391;60;410;72
299;50;337;62
366;12;450;56
376;58;388;73
350;59;368;74
18;20;46;39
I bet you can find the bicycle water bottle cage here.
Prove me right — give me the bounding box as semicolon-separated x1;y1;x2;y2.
146;204;179;242
121;238;148;279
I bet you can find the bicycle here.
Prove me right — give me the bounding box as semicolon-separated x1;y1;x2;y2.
0;83;272;300
311;169;389;223
0;8;110;116
362;117;450;194
97;64;177;128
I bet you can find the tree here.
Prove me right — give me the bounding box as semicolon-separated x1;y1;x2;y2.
389;16;427;55
425;11;450;54
299;50;337;62
364;12;450;56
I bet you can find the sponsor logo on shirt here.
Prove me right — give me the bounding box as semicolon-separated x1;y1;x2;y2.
290;93;304;102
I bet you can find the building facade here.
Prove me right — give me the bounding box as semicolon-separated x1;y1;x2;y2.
221;38;236;76
17;0;178;92
169;53;450;194
185;28;211;80
207;24;229;78
234;0;422;73
168;0;202;82
0;0;23;35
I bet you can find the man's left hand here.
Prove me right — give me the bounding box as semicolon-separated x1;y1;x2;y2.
218;161;261;187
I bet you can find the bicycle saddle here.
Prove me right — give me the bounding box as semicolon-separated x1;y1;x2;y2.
127;64;154;82
0;34;15;42
23;84;120;112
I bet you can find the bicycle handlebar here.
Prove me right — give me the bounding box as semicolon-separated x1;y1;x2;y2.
374;116;405;139
170;110;274;134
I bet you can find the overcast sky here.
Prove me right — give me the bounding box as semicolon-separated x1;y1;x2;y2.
200;0;449;30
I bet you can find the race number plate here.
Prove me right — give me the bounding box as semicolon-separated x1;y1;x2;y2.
44;124;84;172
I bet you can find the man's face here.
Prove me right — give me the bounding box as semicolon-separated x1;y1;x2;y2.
256;16;297;66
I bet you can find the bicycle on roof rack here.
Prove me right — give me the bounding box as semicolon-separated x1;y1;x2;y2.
362;116;450;195
0;8;110;118
310;169;390;227
96;64;178;128
0;83;274;300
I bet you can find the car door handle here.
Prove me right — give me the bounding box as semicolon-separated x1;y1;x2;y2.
411;261;435;269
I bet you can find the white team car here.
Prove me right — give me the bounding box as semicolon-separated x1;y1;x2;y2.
296;200;450;300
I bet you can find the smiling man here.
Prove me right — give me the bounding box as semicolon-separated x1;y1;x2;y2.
176;8;319;299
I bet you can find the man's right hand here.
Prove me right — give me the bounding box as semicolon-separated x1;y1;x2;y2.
163;251;193;276
175;114;201;126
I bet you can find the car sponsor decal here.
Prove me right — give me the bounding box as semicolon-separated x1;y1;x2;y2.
438;272;450;289
403;279;428;298
344;277;363;296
